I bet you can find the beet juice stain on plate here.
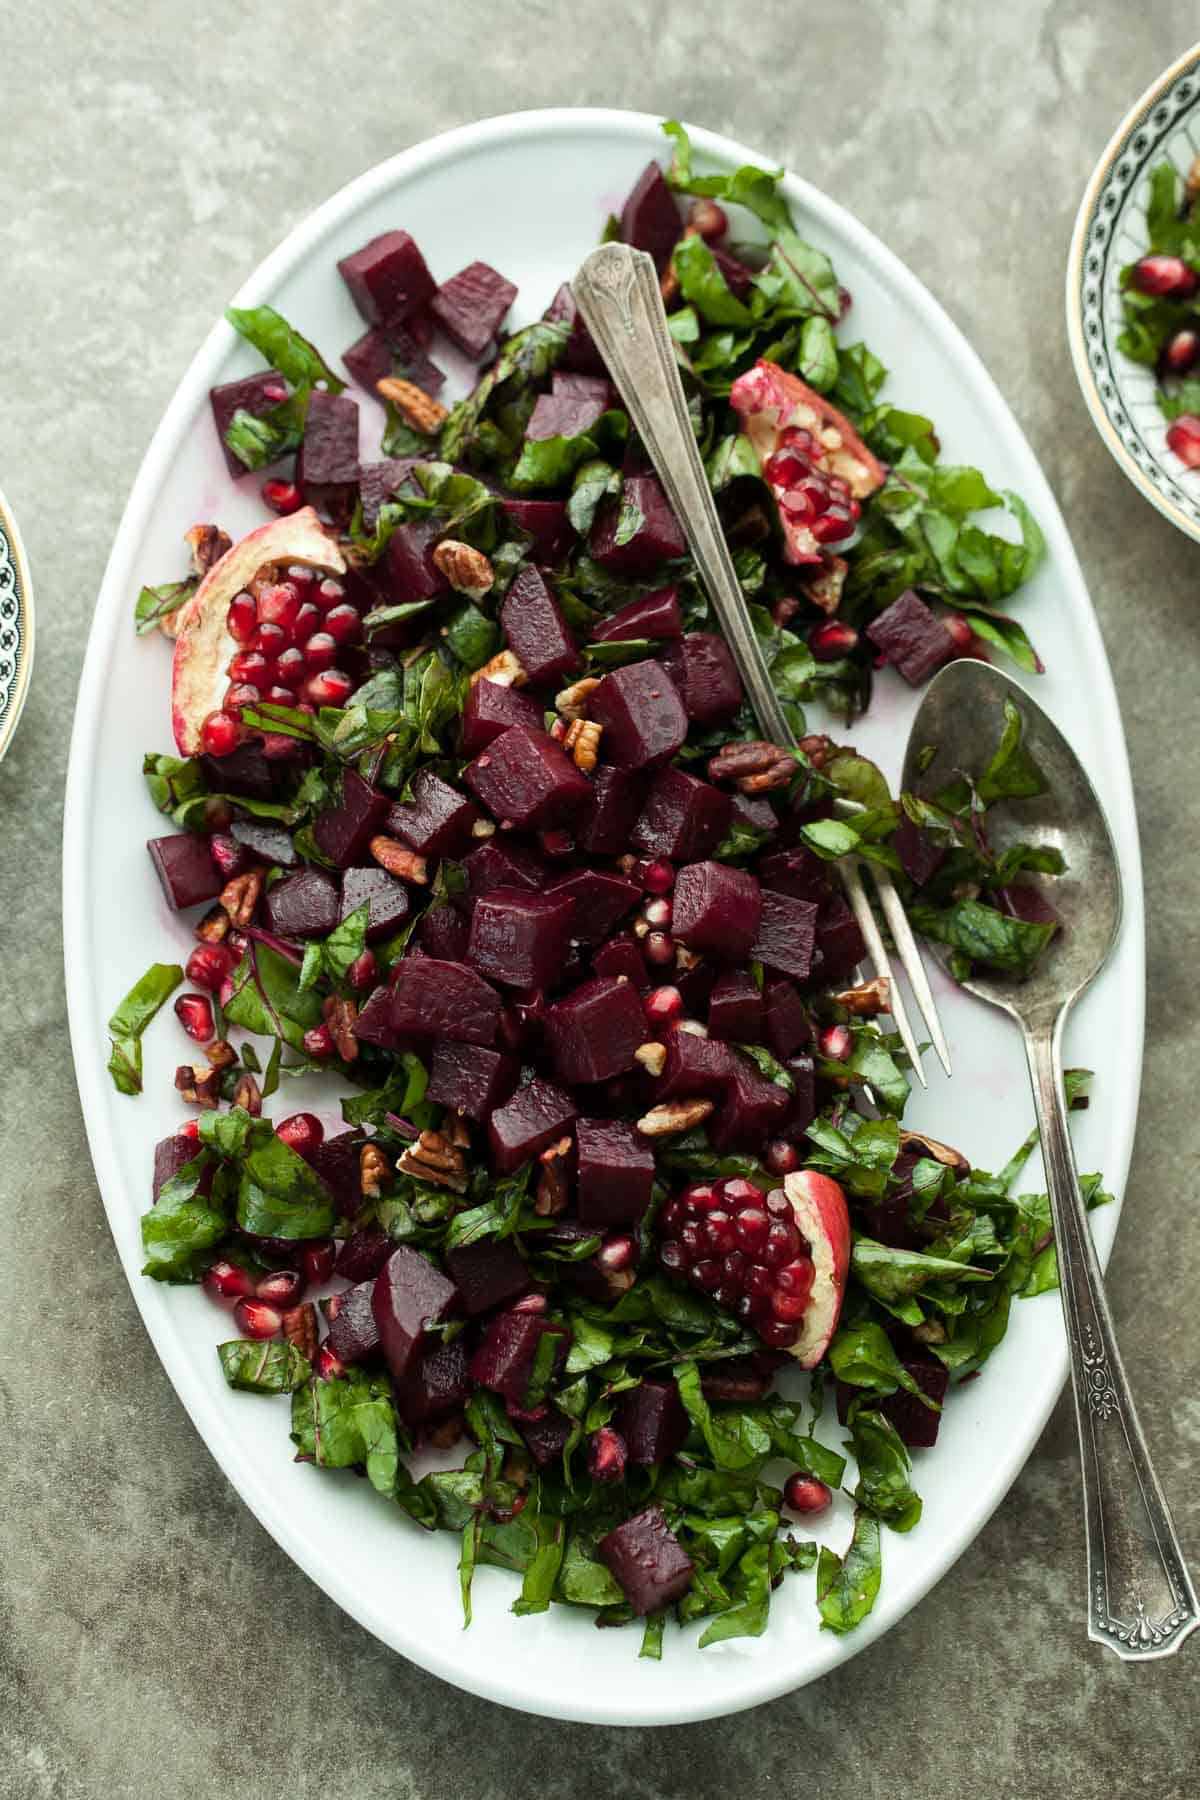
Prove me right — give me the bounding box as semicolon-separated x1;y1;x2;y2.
0;486;33;765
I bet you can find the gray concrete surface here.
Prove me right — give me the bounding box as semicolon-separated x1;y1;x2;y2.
2;2;1199;1795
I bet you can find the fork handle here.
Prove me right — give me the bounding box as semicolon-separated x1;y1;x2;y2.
1024;1011;1198;1658
572;243;795;748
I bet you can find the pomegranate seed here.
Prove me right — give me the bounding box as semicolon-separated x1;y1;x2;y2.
274;646;306;687
765;448;809;489
793;476;831;517
300;1239;337;1286
302;631;338;673
943;612;975;653
262;380;289;404
811;509;856;544
347;949;379;991
293;601;321;641
200;710;240;756
723;1249;749;1285
304;669;354;706
209;833;247;879
658;1239;688;1273
685;1183;720;1212
303;1023;336;1059
203;1260;257;1303
771;1287;807;1321
228;650;273;688
658;1198;686;1235
256;1269;304;1307
1166;414;1200;468
743;1262;773;1298
186;944;236;992
763;1219;802;1267
275;1112;324;1157
781;426;816;453
734;1206;769;1251
1132;254;1198;298
640;858;675;894
776;1258;815;1298
234;1298;283;1339
765;1189;792;1217
679;1219;706;1257
764;1139;800;1176
539;828;575;858
254;620;289;658
809;620;858;660
819;1022;853;1061
642;895;673;928
261;479;304;515
315;577;346;613
596;1234;638;1273
227;592;258;644
760;1317;802;1349
324;603;363;645
644;985;683;1028
688;197;728;240
588;1426;628;1483
512;1291;548;1314
644;930;674;966
713;1282;739;1309
705;1210;737;1253
258;587;302;636
783;1473;833;1516
179;1118;200;1140
263;685;298;707
723;1177;760;1206
315;1342;346;1380
223;683;261;715
287;564;316;594
1161;328;1200;376
174;992;214;1042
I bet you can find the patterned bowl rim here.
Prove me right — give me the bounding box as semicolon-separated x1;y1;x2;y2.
0;485;34;765
1067;42;1200;542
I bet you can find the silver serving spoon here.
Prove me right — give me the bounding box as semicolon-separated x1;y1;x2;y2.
904;658;1197;1659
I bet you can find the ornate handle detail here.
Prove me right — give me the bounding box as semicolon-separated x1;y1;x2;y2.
1024;1014;1199;1658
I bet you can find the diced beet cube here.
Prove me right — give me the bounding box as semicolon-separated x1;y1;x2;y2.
153;1134;206;1204
463;837;547;898
386;770;479;859
429;261;517;359
264;868;340;939
544;977;647;1085
230;819;301;868
398;1337;471;1425
673;862;762;960
328;1280;381;1365
588;660;688;769
543;869;641;944
836;1359;949;1449
575;764;647;855
661;632;743;722
589;585;684;644
469;1311;569;1407
996;884;1061;927
575;1118;655;1224
427;1040;519;1122
780;1053;817;1142
465;726;590;830
731;793;779;840
708;1055;790;1152
312;769;389;869
371;1247;458;1385
552;370;616;405
488;1077;577;1174
675;958;717;1016
763;977;814;1059
590;476;687;571
544;281;605;374
308;1131;367;1218
358;456;419;531
895;814;946;888
591;935;649;988
652;1029;737;1099
296;390;360;520
865;590;955;686
815;895;867;980
414;904;469;962
500;498;571;563
708;968;765;1042
353;985;405;1051
200;740;277;801
619;162;684;269
525;388;609;443
385;517;450;602
210;369;288;479
751;890;819;980
147;834;221;911
461;676;545;756
599;1505;694;1615
445;1238;530;1316
520;1408;572;1467
338;230;435;327
615;1379;689;1465
334;1226;394;1283
389;957;499;1045
467;887;576;988
631;767;732;862
711;246;754;298
500;567;580;685
339;865;411;943
758;846;835;905
344;328;444;398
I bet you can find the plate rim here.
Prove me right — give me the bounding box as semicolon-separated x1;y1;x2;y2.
0;484;35;765
63;106;1146;1724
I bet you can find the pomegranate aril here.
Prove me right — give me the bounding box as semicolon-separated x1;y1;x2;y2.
228;651;273;688
179;1118;200;1140
275;1112;324;1157
257;582;301;630
262;479;304;516
794;476;830;517
760;1317;802;1349
186;944;236;992
685;1183;719;1212
705;1210;737;1253
689;197;728;240
287;564;316;594
811;509;855;544
784;1473;833;1515
202;1260;256;1303
234;1298;283;1340
714;1283;740;1310
293;602;321;640
254;621;289;658
200;710;240;756
262;380;289;404
722;1178;761;1206
765;1189;792;1218
302;1024;336;1059
302;631;338;673
305;669;354;706
743;1262;774;1298
315;577;346;613
640;858;675;894
227;592;258;644
644;985;683;1028
809;621;858;661
316;1342;347;1380
588;1426;628;1483
1131;253;1198;298
596;1234;638;1273
781;426;816;453
691;1257;723;1291
223;684;260;715
819;1022;853;1061
1162;328;1200;376
658;1198;687;1235
765;449;808;488
174;992;215;1042
1166;414;1200;468
263;685;298;707
347;949;379;991
776;1257;815;1297
771;1287;807;1321
323;603;363;646
763;1219;802;1267
658;1239;688;1273
734;1206;769;1251
723;1249;749;1285
943;612;975;653
300;1239;336;1287
764;1139;800;1176
679;1220;706;1257
275;647;306;686
256;1268;304;1307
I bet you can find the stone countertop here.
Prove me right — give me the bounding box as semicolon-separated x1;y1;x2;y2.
2;3;1198;1795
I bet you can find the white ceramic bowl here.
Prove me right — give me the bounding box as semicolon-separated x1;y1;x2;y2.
64;109;1143;1725
0;485;34;764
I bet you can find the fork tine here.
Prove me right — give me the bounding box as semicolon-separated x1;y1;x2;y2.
838;861;927;1087
869;868;953;1077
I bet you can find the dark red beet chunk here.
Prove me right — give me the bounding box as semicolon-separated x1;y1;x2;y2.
673;862;762;960
837;1359;949;1449
866;590;955;686
758;845;834;905
445;1238;529;1316
230;819;301;868
731;793;778;840
328;1280;382;1365
308;1132;367;1218
500;498;571;563
575;1118;655;1224
264;868;340;939
201;740;277;801
429;261;517;359
470;1312;570;1407
389;957;499;1045
358;456;419;530
153;1134;205;1204
708;1055;790;1152
210;369;287;479
575;765;647;855
334;1226;394;1283
313;770;389;869
385;517;450;603
372;1247;458;1385
386;770;479;859
147;834;221;910
463;837;546;898
414;904;469;962
489;1077;577;1174
815;895;867;980
708;968;765;1042
588;660;688;769
763;977;814;1058
338;230;435;327
465;726;590;830
544;976;647;1085
711;246;755;298
751;890;819;980
344;328;443;399
780;1053;817;1141
296;390;359;520
427;1040;518;1122
339;865;411;943
553;369;615;405
591;935;649;988
525;389;609;443
399;1337;471;1425
543;281;605;374
461;677;545;756
675;959;717;1016
599;1505;694;1615
620;161;684;268
631;767;732;862
467;887;576;988
895;813;946;887
662;632;743;721
589;585;684;643
590;476;687;571
615;1379;689;1465
500;567;581;685
652;1029;736;1099
353;985;406;1051
543;869;641;944
520;1409;572;1467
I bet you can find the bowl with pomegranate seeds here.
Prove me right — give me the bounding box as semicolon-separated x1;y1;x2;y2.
65;111;1142;1723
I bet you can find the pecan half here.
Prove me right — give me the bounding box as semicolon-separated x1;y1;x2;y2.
898;1129;970;1177
634;1041;667;1077
375;375;448;435
563;717;602;772
555;676;601;720
322;994;359;1064
232;1072;262;1115
195;904;231;945
534;1135;573;1216
205;1039;237;1071
802;554;849;617
397;1129;468;1192
360;1141;391;1199
832;975;890;1018
281;1302;318;1361
185;523;232;576
798;733;834;771
432;538;494;600
469;649;527;689
706;739;796;793
470;817;496;839
443;1114;471;1151
219;870;263;928
369;836;429;884
636;1098;714;1137
174;1063;221;1109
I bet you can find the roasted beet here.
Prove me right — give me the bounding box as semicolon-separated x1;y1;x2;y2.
372;1247;458;1385
296;390;360;520
469;1311;569;1406
328;1280;381;1365
758;845;834;905
815;895;867;980
780;1053;817;1141
353;985;406;1051
500;567;581;685
414;903;470;962
465;726;591;830
590;476;687;571
312;770;389;868
708;968;765;1042
308;1131;367;1218
543;281;605;374
152;1134;205;1203
209;370;287;480
599;1506;694;1615
672;862;762;959
334;1226;394;1283
460;676;545;756
345;329;443;400
429;261;517;359
201;739;278;801
661;632;743;721
398;1336;472;1425
445;1238;530;1316
519;1408;572;1467
264;867;340;938
500;498;571;563
147;834;221;911
544;976;646;1085
589;584;683;643
866;590;955;686
751;890;819;980
895;813;946;887
837;1358;949;1449
701;1358;775;1405
631;767;732;862
386;769;479;859
338;230;435;327
707;1055;790;1152
543;869;641;944
588;660;688;769
553;370;616;406
525;388;610;443
385;517;450;603
763;976;814;1059
488;1077;577;1174
467;887;576;988
731;792;778;840
575;765;647;855
575;1118;655;1224
591;934;649;988
652;1028;737;1099
389;957;500;1045
615;1379;689;1465
463;837;547;898
357;456;419;531
230;819;301;868
619;162;684;268
339;865;411;943
427;1040;519;1122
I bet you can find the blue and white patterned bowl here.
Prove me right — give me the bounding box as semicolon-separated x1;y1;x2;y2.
1067;43;1200;542
0;486;33;764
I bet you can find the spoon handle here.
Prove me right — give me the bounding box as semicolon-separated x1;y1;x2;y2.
1024;1013;1198;1658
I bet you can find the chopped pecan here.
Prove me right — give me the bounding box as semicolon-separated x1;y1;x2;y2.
798;733;834;771
360;1141;391;1199
771;595;801;628
636;1098;714;1137
205;1039;237;1071
397;1129;468;1193
232;1072;262;1115
185;523;232;577
706;739;796;793
534;1135;573;1216
802;555;849;617
322;994;359;1064
563;717;602;772
469;649;527;688
470;817;496;839
369;836;429;884
911;1318;947;1346
195;904;231;945
676;1018;709;1038
432;538;494;600
898;1129;970;1177
443;1114;471;1151
375;375;448;435
674;944;701;973
832;976;890;1018
555;675;601;720
281;1302;318;1361
219;869;263;928
174;1063;221;1109
634;1041;667;1077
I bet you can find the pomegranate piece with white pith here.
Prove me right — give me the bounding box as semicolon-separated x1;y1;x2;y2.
656;1168;849;1366
170;507;350;756
730;359;885;565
